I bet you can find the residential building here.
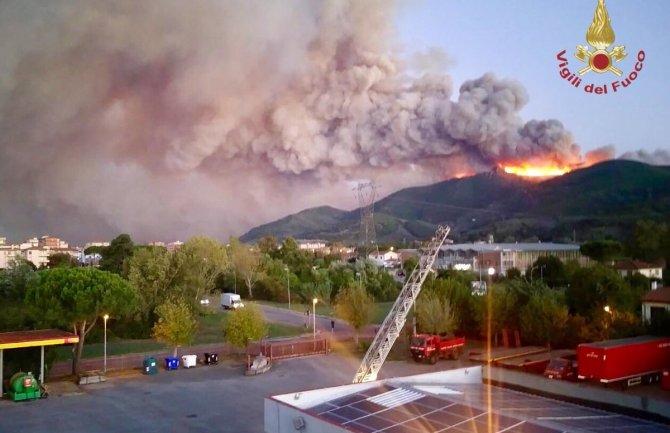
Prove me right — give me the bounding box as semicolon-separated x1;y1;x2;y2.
0;244;22;269
641;286;670;322
39;235;68;249
368;249;400;268
614;259;663;280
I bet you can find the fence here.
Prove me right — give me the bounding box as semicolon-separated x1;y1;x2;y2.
259;336;329;361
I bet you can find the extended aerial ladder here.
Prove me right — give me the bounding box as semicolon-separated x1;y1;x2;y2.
352;225;451;383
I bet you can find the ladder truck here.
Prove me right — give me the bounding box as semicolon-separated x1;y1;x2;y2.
352;225;451;383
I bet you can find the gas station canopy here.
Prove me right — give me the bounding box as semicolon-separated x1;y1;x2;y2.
0;329;79;350
0;329;79;397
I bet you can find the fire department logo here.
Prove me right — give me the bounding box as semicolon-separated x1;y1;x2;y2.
574;0;626;76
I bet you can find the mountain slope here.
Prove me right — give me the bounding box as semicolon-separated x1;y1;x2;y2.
240;160;670;243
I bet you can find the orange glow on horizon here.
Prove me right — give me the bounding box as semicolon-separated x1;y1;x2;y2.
501;163;571;178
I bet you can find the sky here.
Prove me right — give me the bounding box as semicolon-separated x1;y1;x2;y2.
0;0;668;245
397;0;670;157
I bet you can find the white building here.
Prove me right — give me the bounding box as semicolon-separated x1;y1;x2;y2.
0;245;22;269
614;259;664;281
368;249;400;268
296;239;328;253
438;242;587;275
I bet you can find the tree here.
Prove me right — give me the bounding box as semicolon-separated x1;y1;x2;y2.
334;285;373;344
257;235;279;257
628;220;669;263
229;237;262;298
223;304;267;350
173;236;228;304
527;256;566;288
47;252;78;269
127;247;173;322
579;240;623;263
25;267;137;375
152;298;199;357
99;234;134;275
519;290;568;347
415;293;456;335
0;258;38;331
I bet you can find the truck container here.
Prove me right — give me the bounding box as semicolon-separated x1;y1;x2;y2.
410;334;465;364
221;293;244;310
577;335;670;387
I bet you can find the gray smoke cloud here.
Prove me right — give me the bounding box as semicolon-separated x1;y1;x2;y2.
620;149;670;166
0;0;615;244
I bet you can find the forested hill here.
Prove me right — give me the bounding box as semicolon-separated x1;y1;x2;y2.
240;160;670;244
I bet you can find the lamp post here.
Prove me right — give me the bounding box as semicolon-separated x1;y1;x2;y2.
103;314;109;374
285;267;291;310
356;272;362;289
312;298;318;349
603;305;612;339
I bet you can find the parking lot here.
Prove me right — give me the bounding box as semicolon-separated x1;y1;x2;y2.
1;353;461;433
2;351;669;433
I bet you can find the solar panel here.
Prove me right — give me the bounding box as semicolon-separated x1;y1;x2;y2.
307;383;670;433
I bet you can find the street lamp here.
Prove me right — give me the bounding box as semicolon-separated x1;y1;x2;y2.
312;298;318;340
285;267;291;310
356;272;362;289
103;314;109;374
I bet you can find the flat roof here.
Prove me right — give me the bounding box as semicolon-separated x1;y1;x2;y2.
305;382;669;433
270;367;670;433
579;335;670;349
441;243;580;253
0;329;79;350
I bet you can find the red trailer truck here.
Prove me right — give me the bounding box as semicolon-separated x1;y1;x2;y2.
577;335;670;387
410;334;465;364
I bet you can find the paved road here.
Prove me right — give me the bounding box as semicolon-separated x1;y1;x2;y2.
257;304;374;339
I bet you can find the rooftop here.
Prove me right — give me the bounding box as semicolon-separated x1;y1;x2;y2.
614;259;662;270
643;286;670;304
267;367;670;433
441;243;580;253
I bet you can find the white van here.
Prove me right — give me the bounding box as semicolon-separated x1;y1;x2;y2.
221;293;244;310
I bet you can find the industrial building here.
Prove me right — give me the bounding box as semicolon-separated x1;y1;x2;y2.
437;242;588;275
265;367;670;433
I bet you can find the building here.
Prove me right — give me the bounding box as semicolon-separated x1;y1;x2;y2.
614;259;664;281
166;241;184;252
38;235;68;249
641;286;670;322
368;249;400;268
265;366;669;433
0;244;22;269
296;239;328;253
0;235;79;269
438;242;588;275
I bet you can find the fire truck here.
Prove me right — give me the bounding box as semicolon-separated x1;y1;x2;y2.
410;334;466;364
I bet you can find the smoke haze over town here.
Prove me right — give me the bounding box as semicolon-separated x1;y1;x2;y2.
0;0;667;244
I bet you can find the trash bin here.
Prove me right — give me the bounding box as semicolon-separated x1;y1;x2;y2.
204;352;218;365
182;354;197;368
165;356;179;371
662;369;670;391
143;356;158;375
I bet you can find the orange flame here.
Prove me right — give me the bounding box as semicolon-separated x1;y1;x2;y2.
502;163;570;178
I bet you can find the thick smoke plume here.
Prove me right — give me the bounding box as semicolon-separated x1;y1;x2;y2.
0;0;623;243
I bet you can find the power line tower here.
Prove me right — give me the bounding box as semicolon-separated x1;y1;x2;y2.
354;181;377;258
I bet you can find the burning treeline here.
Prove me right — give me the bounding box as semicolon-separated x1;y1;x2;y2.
0;0;613;241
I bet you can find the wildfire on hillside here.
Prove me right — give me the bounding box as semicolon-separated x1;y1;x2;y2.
501;163;571;178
